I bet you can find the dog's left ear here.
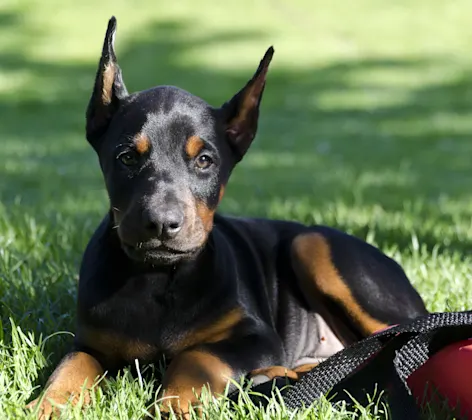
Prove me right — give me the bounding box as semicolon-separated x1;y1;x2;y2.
86;16;128;147
221;47;274;161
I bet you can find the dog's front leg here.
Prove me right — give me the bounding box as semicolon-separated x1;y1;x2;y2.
26;351;103;419
155;332;284;418
156;348;232;417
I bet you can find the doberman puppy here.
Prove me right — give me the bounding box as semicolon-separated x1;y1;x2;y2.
27;17;428;418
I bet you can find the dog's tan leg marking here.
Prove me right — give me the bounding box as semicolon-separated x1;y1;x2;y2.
158;349;232;418
249;366;300;381
293;363;319;376
291;233;388;337
249;363;319;385
26;352;103;419
176;307;243;351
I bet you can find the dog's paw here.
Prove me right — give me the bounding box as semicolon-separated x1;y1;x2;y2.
148;398;199;420
26;395;61;420
26;390;90;419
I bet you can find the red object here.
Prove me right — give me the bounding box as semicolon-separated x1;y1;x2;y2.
406;339;472;418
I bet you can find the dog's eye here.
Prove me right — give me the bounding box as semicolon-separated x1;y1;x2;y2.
195;154;214;170
117;150;139;166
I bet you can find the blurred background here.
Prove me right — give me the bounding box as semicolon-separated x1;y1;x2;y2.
1;0;472;336
3;0;472;223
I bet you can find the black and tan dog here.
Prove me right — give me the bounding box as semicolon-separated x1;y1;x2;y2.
28;17;428;418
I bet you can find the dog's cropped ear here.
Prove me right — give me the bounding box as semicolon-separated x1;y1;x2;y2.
86;16;128;147
221;47;274;162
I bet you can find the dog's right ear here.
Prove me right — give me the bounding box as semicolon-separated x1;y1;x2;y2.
86;16;128;147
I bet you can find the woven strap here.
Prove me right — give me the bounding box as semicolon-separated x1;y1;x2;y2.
234;311;472;418
284;311;472;409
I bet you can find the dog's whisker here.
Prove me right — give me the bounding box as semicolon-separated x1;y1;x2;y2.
113;207;121;212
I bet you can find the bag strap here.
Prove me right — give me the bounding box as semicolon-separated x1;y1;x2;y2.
232;311;472;418
283;311;472;410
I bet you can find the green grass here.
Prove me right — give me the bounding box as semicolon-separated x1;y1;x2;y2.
1;0;472;418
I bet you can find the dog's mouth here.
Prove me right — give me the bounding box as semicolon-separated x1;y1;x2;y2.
122;241;198;265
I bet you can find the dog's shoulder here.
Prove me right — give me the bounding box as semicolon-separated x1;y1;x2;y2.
213;213;300;246
211;213;312;269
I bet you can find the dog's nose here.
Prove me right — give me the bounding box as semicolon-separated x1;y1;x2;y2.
144;209;183;239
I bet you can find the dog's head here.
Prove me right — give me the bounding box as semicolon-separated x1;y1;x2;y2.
86;17;274;266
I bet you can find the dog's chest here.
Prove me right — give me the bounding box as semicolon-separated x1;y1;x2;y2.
79;272;195;364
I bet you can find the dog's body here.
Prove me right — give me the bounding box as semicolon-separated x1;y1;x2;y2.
77;213;425;373
28;17;428;418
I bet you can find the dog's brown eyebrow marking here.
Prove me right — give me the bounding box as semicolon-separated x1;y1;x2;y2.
185;135;205;159
134;133;151;154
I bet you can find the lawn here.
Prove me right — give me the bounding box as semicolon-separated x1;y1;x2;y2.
1;0;472;418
